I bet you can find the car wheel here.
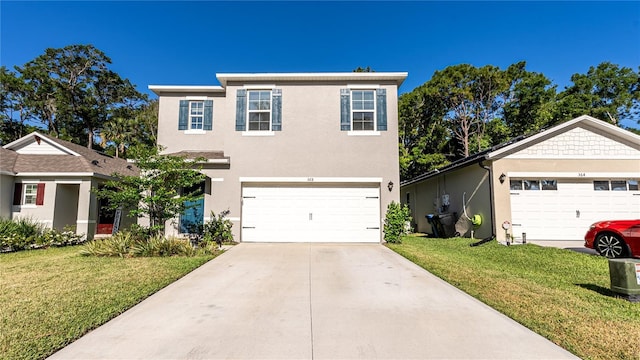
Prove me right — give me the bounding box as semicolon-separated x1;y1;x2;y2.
595;233;628;258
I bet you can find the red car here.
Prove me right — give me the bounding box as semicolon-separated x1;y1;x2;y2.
584;220;640;258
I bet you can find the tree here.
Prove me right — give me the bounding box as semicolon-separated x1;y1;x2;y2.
555;62;640;125
425;64;508;158
17;44;146;147
95;146;206;234
99;117;133;158
353;66;375;72
0;67;39;144
502;61;557;137
398;88;450;180
98;99;158;158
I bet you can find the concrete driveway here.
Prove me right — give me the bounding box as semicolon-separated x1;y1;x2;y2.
50;243;577;359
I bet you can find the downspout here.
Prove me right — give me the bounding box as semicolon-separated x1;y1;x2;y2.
470;158;496;247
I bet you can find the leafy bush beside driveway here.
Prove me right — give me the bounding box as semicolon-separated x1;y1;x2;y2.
387;236;640;360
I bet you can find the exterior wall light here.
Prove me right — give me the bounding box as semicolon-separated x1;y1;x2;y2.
388;181;394;192
499;173;506;184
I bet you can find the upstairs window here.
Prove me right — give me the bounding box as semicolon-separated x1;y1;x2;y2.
248;91;272;131
178;100;213;131
351;90;375;131
235;89;282;132
340;88;387;132
189;101;204;130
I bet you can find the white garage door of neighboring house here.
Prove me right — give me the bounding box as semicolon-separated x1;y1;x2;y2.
241;186;381;243
510;179;640;241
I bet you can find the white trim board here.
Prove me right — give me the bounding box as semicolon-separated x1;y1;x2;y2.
507;172;640;179
239;177;383;183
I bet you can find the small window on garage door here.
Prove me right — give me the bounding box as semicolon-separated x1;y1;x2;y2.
611;180;628;191
593;181;610;191
541;180;557;190
629;180;639;191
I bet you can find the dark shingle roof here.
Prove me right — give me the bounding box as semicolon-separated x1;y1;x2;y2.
0;148;18;173
164;150;227;160
2;133;138;177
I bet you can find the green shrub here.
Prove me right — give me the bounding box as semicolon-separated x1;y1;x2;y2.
383;201;412;244
202;210;234;246
0;218;85;252
79;231;135;257
80;229;218;258
130;236;197;257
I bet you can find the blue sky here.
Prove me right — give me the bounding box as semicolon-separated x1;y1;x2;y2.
2;1;639;128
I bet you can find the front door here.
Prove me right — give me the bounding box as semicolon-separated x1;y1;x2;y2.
180;198;204;234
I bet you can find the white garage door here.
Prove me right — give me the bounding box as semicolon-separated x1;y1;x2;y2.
241;186;381;243
510;179;640;240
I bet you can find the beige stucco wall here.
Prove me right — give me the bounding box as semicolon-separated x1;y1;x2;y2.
401;164;493;240
157;80;401;241
0;174;14;219
11;179;56;228
10;177;101;240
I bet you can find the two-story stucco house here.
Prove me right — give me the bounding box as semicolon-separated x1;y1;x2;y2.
150;72;407;243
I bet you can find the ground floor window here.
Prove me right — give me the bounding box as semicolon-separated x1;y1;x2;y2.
23;184;38;205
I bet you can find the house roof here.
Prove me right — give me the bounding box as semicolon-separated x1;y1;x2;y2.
164;150;230;164
401;115;640;187
1;132;139;178
149;72;409;95
215;72;408;87
0;147;18;175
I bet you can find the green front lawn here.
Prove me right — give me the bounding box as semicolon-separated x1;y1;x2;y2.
387;236;640;360
0;246;216;360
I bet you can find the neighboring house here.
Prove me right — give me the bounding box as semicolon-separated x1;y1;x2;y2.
400;115;640;242
0;132;139;240
150;72;407;242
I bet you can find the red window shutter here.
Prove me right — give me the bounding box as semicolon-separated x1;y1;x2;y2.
13;183;22;205
36;183;45;205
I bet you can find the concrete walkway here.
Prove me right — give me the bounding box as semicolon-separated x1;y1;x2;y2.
49;244;577;359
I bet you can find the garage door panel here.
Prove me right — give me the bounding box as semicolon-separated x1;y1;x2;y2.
511;180;640;241
242;186;380;243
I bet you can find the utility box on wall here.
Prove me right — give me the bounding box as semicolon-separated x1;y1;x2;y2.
608;258;640;302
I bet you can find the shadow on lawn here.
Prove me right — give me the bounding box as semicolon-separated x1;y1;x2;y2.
576;283;618;297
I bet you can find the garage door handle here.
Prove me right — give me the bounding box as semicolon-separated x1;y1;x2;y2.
366;196;379;199
242;226;256;229
367;227;380;230
242;196;256;199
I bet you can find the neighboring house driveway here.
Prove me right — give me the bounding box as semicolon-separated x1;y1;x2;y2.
50;243;577;359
